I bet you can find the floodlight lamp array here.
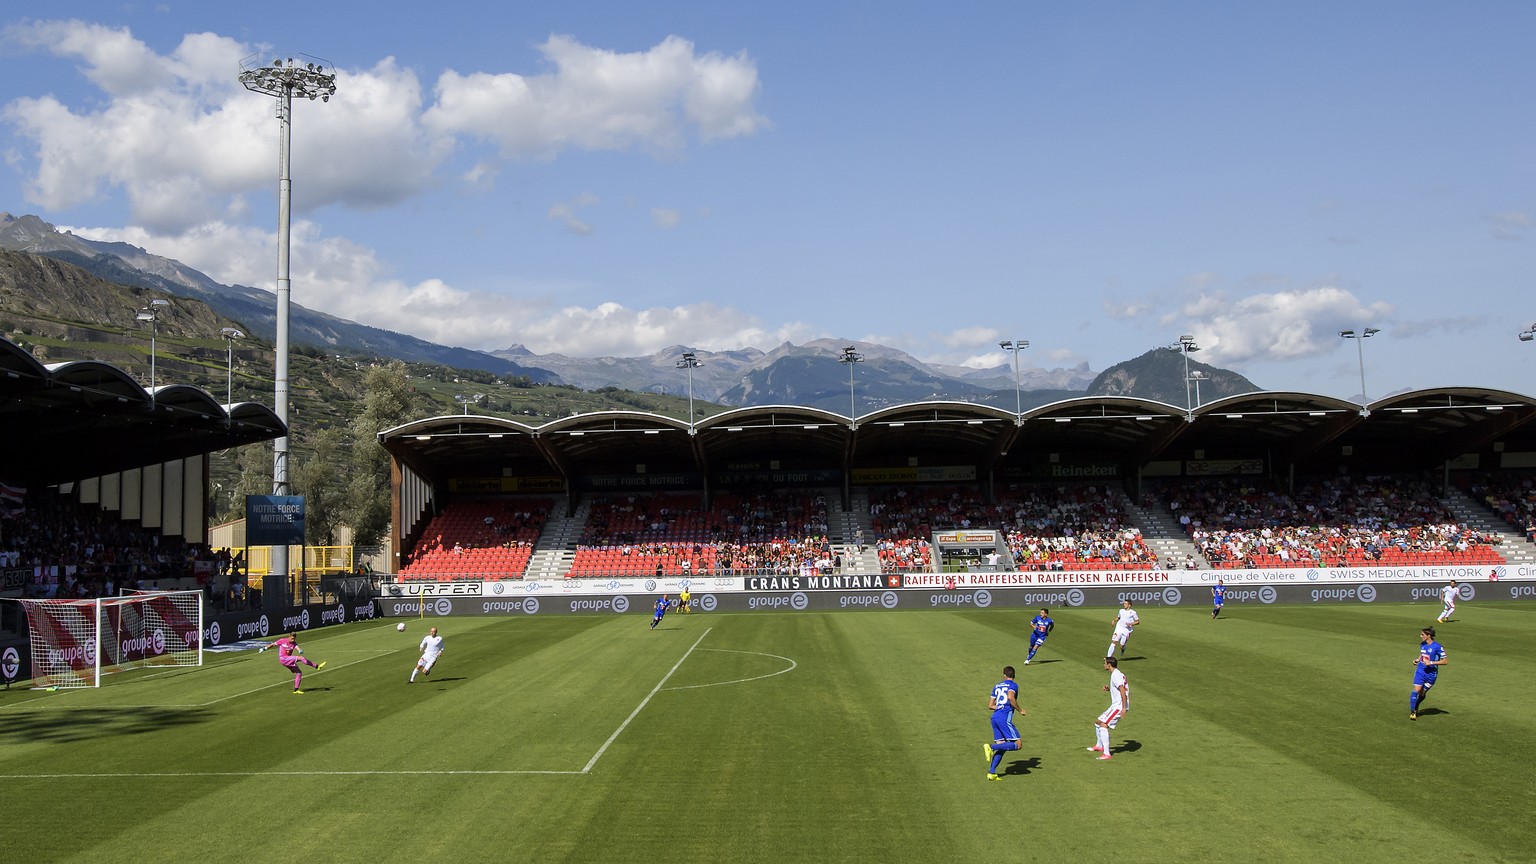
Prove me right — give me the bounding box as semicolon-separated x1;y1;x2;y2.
239;54;338;101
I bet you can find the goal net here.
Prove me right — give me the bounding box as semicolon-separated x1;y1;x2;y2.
14;591;203;688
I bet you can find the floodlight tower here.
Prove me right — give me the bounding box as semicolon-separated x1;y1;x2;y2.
220;327;244;418
1338;327;1380;416
1172;335;1200;421
840;346;864;429
135;298;171;396
998;339;1029;422
1187;369;1208;409
676;352;704;434
240;53;336;584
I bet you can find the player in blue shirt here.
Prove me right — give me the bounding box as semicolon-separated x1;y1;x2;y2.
650;595;670;630
1211;580;1226;620
983;666;1024;780
1025;609;1054;665
1410;626;1447;720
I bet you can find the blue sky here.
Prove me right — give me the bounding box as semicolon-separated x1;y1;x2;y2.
2;2;1533;401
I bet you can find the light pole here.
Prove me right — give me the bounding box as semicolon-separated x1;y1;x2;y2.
998;339;1028;421
676;352;703;434
241;54;335;585
455;394;484;415
1187;369;1207;409
840;346;864;428
1172;334;1199;421
1338;327;1380;416
220;327;244;416
135;298;171;396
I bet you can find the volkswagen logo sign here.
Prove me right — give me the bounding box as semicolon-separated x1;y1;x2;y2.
523;597;540;615
974;589;992;608
880;591;899;609
434;598;452;616
790;592;809;610
492;582;505;595
1259;586;1277;604
645;580;657;592
699;594;718;612
1162;587;1182;606
1066;589;1085;607
613;596;630;614
1358;584;1377;603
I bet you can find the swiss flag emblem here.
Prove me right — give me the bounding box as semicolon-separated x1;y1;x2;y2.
886;575;902;588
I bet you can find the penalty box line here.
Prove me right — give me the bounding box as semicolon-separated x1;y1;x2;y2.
580;626;712;775
2;633;712;780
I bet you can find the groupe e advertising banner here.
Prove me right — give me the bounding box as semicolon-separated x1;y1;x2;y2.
374;562;1536;619
379;578;1536;620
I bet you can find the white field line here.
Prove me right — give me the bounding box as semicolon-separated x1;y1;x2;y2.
5;769;583;778
2;630;721;780
579;626;712;775
0;650;400;712
661;648;797;690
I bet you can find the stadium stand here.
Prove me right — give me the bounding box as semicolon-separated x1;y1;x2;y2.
1160;476;1506;569
868;484;1156;572
398;498;551;580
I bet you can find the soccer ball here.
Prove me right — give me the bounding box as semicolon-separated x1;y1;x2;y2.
396;622;407;632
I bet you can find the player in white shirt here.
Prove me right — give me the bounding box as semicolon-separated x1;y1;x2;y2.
408;626;445;683
1435;581;1458;623
1088;656;1129;761
1107;599;1140;658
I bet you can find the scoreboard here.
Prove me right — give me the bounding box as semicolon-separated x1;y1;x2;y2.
931;529;1014;573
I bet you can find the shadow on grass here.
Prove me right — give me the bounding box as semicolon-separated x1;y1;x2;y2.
1415;707;1449;717
1111;739;1143;755
1026;659;1063;665
1002;756;1041;776
0;706;211;744
423;676;467;683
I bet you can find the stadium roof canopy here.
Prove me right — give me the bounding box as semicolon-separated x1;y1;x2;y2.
379;387;1536;493
0;336;286;487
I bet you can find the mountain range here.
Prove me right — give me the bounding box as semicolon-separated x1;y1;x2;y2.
0;211;1260;412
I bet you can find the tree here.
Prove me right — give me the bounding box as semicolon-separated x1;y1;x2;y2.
292;427;347;545
344;361;419;549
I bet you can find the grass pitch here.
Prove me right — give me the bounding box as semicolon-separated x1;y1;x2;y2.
1;601;1531;864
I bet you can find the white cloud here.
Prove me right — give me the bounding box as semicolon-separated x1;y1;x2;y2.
71;218;824;357
548;192;597;234
1176;285;1394;365
422;34;766;158
1;23;443;231
1487;210;1530;241
651;207;681;229
937;326;1000;351
3;24;761;234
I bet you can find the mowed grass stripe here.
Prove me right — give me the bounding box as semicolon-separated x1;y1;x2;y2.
2;603;1533;864
1120;604;1527;860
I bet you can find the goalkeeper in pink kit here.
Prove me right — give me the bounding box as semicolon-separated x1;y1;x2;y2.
261;632;325;693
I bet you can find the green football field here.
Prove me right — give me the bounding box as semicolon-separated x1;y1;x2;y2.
1;600;1530;864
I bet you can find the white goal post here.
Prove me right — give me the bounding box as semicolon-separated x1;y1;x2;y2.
13;590;203;688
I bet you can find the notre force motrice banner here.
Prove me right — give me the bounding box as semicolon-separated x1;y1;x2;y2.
245;495;305;546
